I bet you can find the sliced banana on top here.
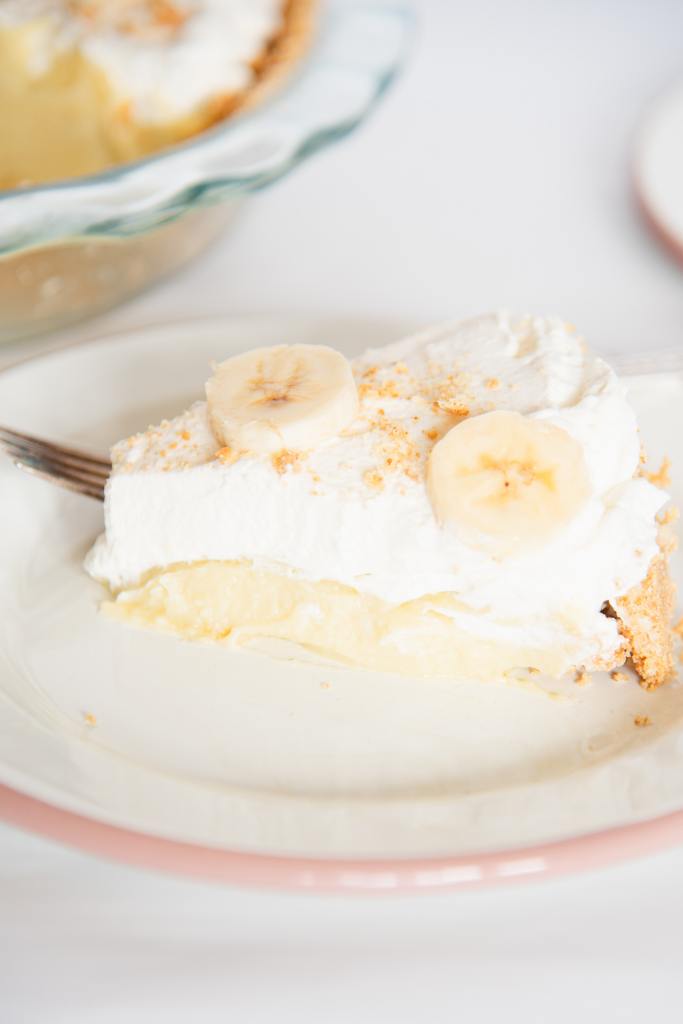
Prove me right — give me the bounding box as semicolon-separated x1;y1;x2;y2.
427;410;591;551
206;344;359;454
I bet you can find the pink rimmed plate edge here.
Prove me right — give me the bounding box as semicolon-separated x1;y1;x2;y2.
3;781;683;893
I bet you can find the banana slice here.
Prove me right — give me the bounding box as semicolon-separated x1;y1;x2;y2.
427;410;590;551
206;344;358;454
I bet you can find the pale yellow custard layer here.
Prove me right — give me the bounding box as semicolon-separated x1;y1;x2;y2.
0;22;225;188
104;560;607;681
0;0;314;188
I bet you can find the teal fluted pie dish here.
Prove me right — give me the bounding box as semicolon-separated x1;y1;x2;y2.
0;3;412;342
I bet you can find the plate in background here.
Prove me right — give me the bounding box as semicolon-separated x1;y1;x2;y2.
634;80;683;265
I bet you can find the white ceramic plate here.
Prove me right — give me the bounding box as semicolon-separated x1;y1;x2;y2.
2;316;683;888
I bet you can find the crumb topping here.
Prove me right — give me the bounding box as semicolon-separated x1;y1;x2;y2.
658;506;679;527
634;715;652;728
427;371;470;417
271;449;304;475
215;446;241;467
372;413;422;482
350;353;480;494
363;469;384;491
645;456;672;488
69;0;191;41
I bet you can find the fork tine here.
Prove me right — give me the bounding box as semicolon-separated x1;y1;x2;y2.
7;446;109;489
10;448;108;490
13;461;105;501
0;423;110;501
1;441;110;483
0;426;111;470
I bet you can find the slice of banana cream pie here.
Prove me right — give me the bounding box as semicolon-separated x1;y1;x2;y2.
86;314;677;687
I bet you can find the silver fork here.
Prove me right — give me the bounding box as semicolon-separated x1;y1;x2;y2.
0;426;110;501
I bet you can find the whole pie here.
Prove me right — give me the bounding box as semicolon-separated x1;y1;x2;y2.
86;314;677;688
0;0;315;188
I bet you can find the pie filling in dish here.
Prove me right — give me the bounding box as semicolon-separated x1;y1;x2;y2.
86;314;677;688
0;0;314;188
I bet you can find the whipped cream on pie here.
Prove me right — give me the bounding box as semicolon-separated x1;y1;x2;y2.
86;315;673;682
0;0;284;122
0;0;311;186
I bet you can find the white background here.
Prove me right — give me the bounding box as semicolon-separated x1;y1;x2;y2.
3;0;683;1020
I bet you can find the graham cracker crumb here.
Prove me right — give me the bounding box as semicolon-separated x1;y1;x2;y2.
151;0;190;32
370;413;422;483
527;667;540;676
612;551;676;690
591;643;629;673
423;367;471;417
575;668;590;687
71;0;190;39
363;469;384;491
430;398;470;418
645;457;672;488
83;712;97;727
214;445;240;466
610;671;629;683
423;428;439;442
658;506;679;527
271;449;303;475
634;715;651;728
359;379;402;401
673;615;683;638
180;430;191;441
484;377;501;390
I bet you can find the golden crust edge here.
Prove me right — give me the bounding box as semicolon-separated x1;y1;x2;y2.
610;532;677;691
239;0;319;113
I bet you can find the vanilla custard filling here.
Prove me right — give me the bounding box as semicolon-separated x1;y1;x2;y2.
87;315;670;678
0;0;285;186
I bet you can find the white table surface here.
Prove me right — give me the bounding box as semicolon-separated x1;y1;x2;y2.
3;1;683;1019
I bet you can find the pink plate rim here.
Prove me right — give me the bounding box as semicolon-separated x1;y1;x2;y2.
2;780;683;893
632;88;683;269
633;172;683;269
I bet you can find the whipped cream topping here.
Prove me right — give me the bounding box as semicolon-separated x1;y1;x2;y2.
0;0;284;122
86;315;670;671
